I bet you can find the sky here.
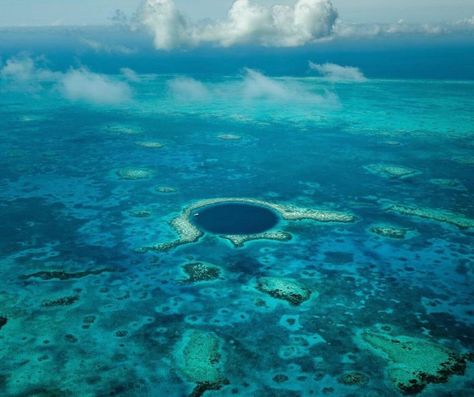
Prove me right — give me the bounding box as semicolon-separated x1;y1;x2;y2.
0;0;474;27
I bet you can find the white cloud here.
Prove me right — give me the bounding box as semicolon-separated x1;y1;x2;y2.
120;67;141;82
333;19;456;38
167;69;338;106
455;16;474;27
309;62;366;82
79;38;136;55
137;0;338;49
168;77;210;100
60;68;132;105
0;55;57;83
1;55;132;105
139;0;191;50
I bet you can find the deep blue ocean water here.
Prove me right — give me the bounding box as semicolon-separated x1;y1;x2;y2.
0;27;473;397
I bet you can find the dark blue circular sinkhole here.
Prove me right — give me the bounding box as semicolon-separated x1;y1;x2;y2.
192;203;279;235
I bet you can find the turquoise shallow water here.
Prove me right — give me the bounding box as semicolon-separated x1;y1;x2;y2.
1;67;474;396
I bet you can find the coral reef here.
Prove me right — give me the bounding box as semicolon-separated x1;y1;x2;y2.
129;209;152;218
364;164;421;179
337;371;369;386
181;262;221;283
256;277;312;305
140;197;354;252
104;124;141;135
135;141;164;148
155;186;177;194
360;330;470;395
116;167;153;180
369;224;410;239
217;134;242;141
41;295;79;307
387;204;474;229
20;268;112;281
429;178;466;190
174;330;227;395
221;231;292;247
0;316;7;330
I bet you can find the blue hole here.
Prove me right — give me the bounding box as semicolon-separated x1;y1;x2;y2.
192;203;279;235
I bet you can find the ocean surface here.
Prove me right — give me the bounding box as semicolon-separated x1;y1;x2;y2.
0;28;474;397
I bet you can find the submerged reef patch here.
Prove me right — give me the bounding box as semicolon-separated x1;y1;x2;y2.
181;262;222;283
360;330;471;395
429;178;466;190
368;224;411;239
364;164;421;179
217;134;242;141
337;371;369;386
140;197;355;252
135;141;164;149
155;186;177;194
256;277;312;305
104;124;142;135
173;329;227;394
116;167;154;180
129;209;152;218
20;268;112;281
387;204;474;229
41;295;80;307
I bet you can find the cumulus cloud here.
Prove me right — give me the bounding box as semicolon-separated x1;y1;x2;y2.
120;67;141;82
168;77;210;100
309;62;366;82
0;56;57;83
137;0;338;49
333;20;453;38
239;69;337;104
1;55;132;105
167;69;338;106
60;68;132;105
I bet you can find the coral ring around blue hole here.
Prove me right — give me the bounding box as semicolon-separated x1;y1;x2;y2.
191;202;280;235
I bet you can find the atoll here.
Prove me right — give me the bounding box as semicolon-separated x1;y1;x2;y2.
221;231;292;247
387;204;474;229
139;197;355;252
364;164;421;179
174;329;227;394
369;224;410;239
116;167;153;180
181;262;221;283
360;330;470;395
256;277;312;305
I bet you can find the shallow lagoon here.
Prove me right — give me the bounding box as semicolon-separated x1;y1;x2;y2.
0;73;473;396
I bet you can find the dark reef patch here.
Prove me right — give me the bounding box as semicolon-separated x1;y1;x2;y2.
20;268;113;281
337;371;369;386
192;203;279;235
41;295;80;307
0;316;7;330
